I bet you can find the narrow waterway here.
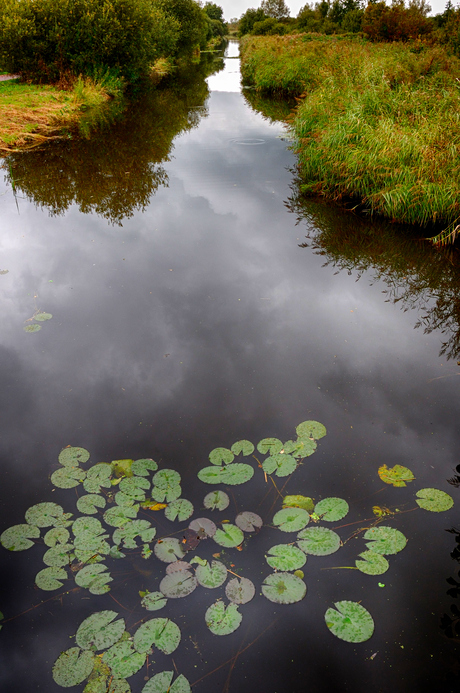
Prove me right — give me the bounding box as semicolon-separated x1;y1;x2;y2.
0;41;459;693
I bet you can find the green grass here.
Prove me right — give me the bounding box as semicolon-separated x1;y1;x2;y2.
240;35;460;239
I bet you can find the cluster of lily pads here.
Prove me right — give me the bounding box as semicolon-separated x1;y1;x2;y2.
0;420;455;691
23;311;53;333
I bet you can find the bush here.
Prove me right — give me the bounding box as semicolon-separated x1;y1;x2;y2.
159;0;209;54
252;18;286;35
239;8;267;36
362;0;433;42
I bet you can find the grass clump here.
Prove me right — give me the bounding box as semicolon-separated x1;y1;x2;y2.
240;35;460;234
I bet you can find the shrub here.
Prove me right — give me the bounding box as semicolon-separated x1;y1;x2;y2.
159;0;209;54
253;18;286;35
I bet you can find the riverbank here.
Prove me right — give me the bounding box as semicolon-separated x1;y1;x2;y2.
240;35;460;242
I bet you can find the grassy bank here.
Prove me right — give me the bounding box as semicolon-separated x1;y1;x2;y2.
240;35;460;241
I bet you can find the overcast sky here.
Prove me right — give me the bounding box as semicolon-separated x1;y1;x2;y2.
220;0;448;21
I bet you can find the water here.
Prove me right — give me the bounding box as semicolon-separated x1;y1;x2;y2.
0;40;459;693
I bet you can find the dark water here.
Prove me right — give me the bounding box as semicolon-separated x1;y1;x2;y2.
1;40;460;693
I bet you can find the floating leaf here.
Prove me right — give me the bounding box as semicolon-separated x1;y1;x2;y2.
53;647;95;687
1;523;40;551
77;494;107;515
119;476;150;501
297;526;341;556
103;642;146;678
262;572;306;604
75;564;112;594
266;544;307;571
154;538;186;563
205;601;242;636
133;618;181;655
283;438;317;459
43;543;73;567
272;507;310;532
257;438;283;455
195;560;228;588
24;324;41;333
104;506;138;528
262;453;297;478
188;517;216;538
165;499;194;522
166;561;192;574
131;458;158;477
111;459;133;477
364;526;407;555
416;488;454;512
116;492;137;508
378;464;415;487
213;524;244;548
225;577;255;604
160;570;197;598
76;611;125;651
325;601;374;643
51;466;86;489
35;312;53;321
314;497;349;522
44;527;70;547
73;517;105;536
231;440;254;456
235;511;263;533
152;469;181;489
198;464;254;486
296;420;327;440
282;495;315;512
142;671;191;693
141;591;167;611
355;551;389;575
26;502;69;528
35;566;67;590
113;520;156;549
84;464;112;493
59;447;90;467
107;681;131;693
151;484;181;503
203;490;229;511
209;447;234;466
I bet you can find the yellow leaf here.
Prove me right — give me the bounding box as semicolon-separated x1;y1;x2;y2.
144;502;167;511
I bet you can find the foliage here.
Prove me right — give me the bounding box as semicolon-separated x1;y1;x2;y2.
378;464;415;487
325;601;374;642
158;0;209;54
238;7;267;36
253;18;287;35
362;0;433;42
260;0;290;19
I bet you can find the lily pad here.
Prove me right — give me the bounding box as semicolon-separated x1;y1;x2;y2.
189;517;217;538
166;561;192;574
142;671;191;693
198;463;254;486
262;453;297;478
209;447;234;466
35;566;67;590
113;520;156;549
225;577;256;604
51;466;86;489
141;591;167;611
257;438;283;455
26;502;70;528
364;526;407;555
297;527;341;556
115;492;138;508
84;464;112;494
43;543;73;567
154;538;186;563
355;551;389;576
35;312;53;321
296;420;327;440
205;601;242;636
235;511;263;533
112;459;133;477
213;524;244;548
53;647;95;687
103;641;146;678
203;490;230;511
1;523;40;551
165;499;194;522
119;476;150;501
73;517;105;536
104;506;138;528
325;601;374;643
77;494;107;515
75;564;113;594
44;527;70;547
24;324;41;333
131;458;158;476
133;618;181;655
283;438;317;458
151;484;181;503
59;447;90;467
378;464;415;487
266;544;307;571
273;507;310;532
416;488;454;512
262;572;306;604
195;560;228;588
152;469;181;489
231;440;254;456
159;570;197;598
314;497;349;522
283;495;315;512
76;611;125;651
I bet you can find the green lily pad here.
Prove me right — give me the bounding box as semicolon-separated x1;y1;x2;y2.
296;420;327;440
59;447;90;467
113;520;156;549
75;564;113;594
44;527;70;547
133;618;181;655
297;526;341;556
106;681;131;693
225;577;255;604
283;437;317;458
115;492;138;508
262;572;306;604
189;517;217;537
198;464;254;486
104;506;138;528
76;611;125;651
273;507;310;532
35;566;67;590
151;484;181;503
231;440;255;456
203;490;230;511
154;538;186;563
416;488;454;512
235;511;263;533
378;464;415;487
314;497;349;522
152;469;181;489
24;324;41;333
209;447;234;466
195;560;228;588
43;543;73;567
141;591;167;611
77;494;107;515
205;601;242;636
355;550;389;575
119;476;150;501
73;517;105;536
283;495;315;512
364;526;407;555
159;570;197;598
325;601;374;643
266;544;307;571
1;523;40;551
53;647;95;687
111;459;134;477
103;641;146;678
165;499;194;522
35;312;53;321
84;463;112;494
257;438;283;455
51;466;87;489
262;453;297;477
131;458;158;476
142;671;191;693
213;524;244;548
26;502;70;528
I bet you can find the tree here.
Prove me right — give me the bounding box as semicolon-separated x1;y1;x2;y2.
260;0;290;19
159;0;209;53
204;2;224;21
239;7;267;35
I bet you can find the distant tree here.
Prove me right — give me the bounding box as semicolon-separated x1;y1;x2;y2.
159;0;209;52
239;7;267;34
260;0;290;19
204;2;224;21
362;0;433;40
252;17;286;33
